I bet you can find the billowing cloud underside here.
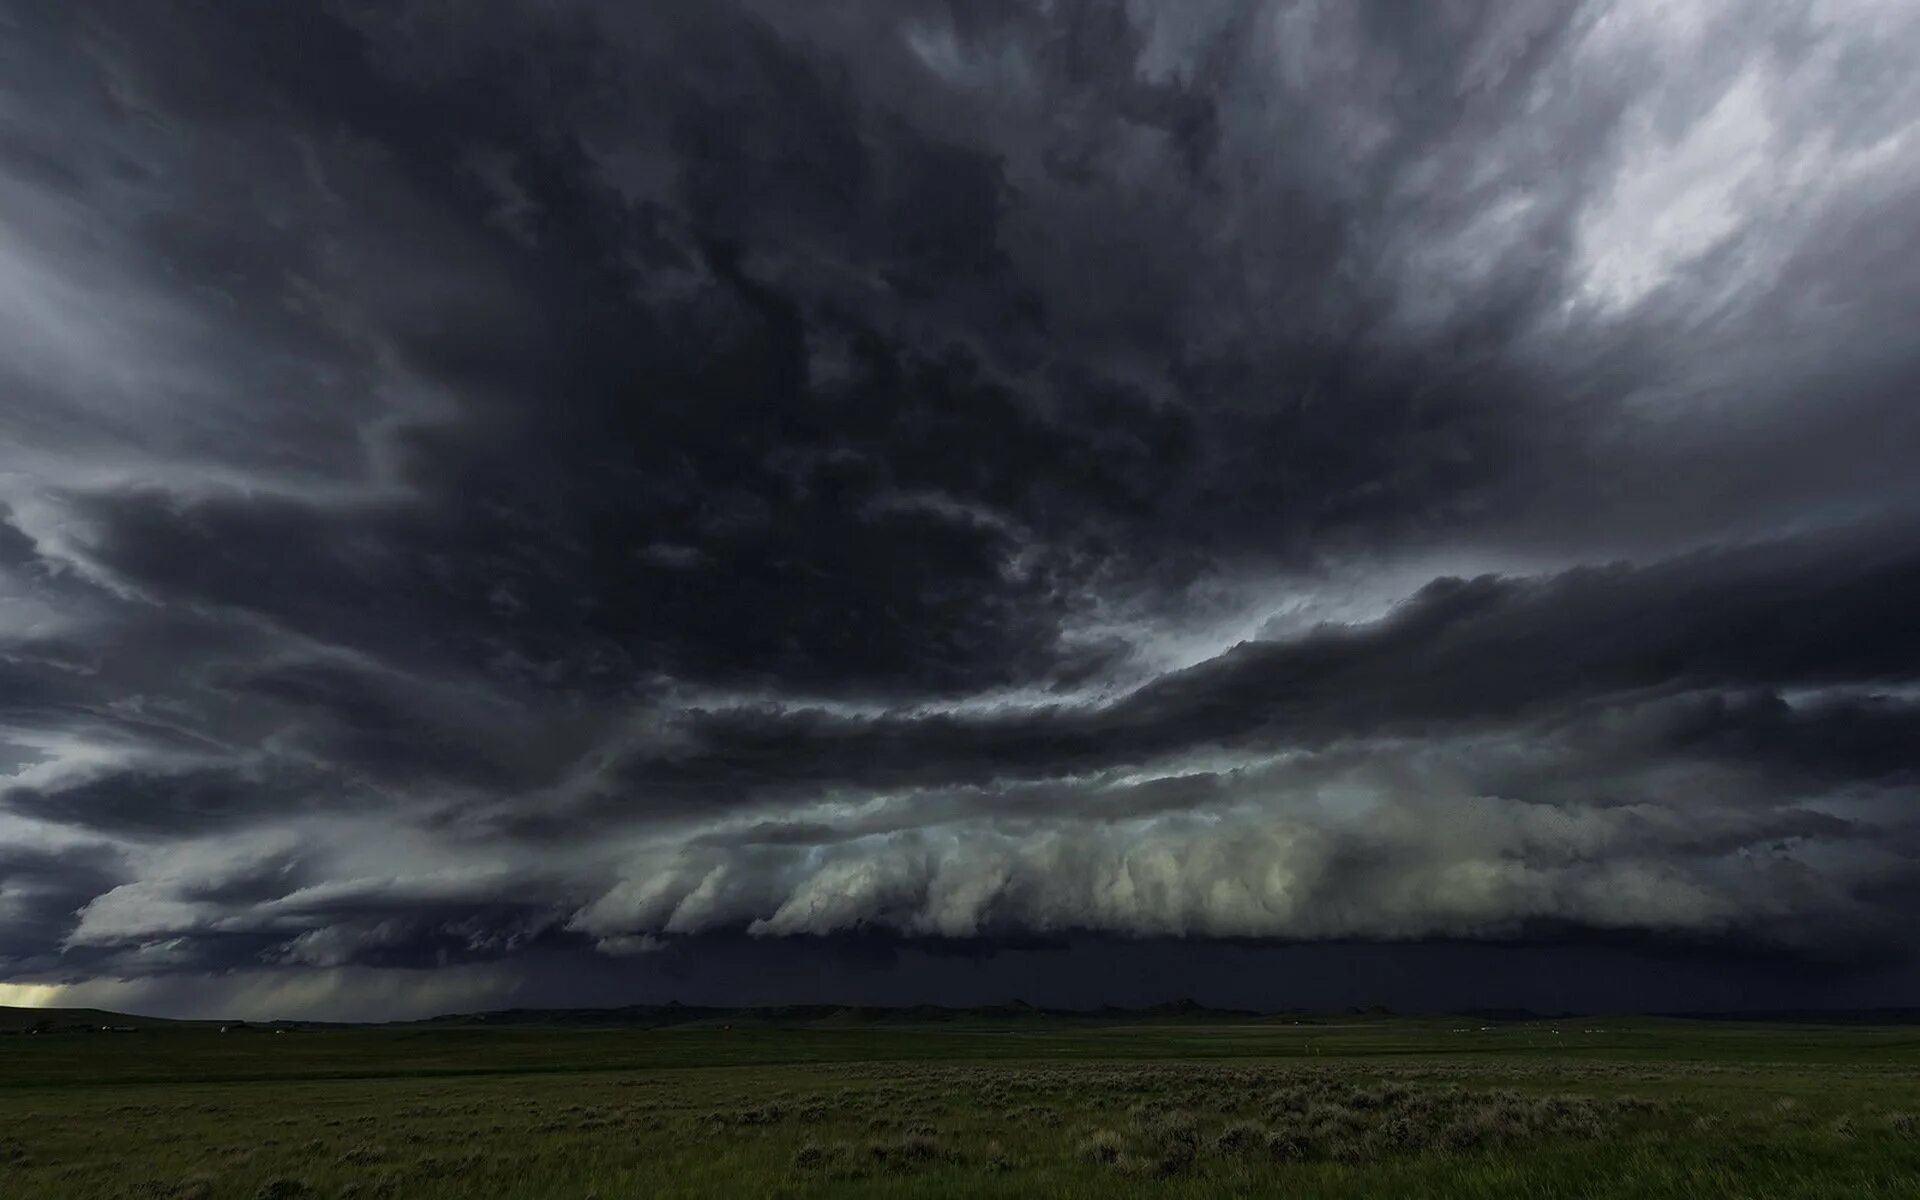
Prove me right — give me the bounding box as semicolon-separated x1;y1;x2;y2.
2;0;1918;1017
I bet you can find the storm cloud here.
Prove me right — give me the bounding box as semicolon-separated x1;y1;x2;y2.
2;0;1918;1018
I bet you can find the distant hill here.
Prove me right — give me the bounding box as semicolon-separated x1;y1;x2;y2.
401;1000;1920;1029
1662;1008;1920;1025
11;999;1920;1032
0;1005;199;1032
404;998;1286;1030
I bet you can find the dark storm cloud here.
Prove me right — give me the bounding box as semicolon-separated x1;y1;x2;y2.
2;765;327;839
0;842;122;973
213;658;603;794
2;0;1918;1016
575;526;1920;805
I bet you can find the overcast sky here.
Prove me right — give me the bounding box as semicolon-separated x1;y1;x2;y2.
2;0;1919;1021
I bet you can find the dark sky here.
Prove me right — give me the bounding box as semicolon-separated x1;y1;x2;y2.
2;1;1919;1021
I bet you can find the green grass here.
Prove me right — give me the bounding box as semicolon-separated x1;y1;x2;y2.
4;1016;1919;1197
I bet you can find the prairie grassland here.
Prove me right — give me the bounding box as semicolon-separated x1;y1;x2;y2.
4;1018;1920;1198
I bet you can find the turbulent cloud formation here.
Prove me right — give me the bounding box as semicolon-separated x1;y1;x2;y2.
2;0;1918;1017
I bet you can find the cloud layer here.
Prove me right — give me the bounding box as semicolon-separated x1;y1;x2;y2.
2;0;1918;1017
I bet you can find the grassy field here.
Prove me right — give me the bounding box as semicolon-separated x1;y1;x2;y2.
4;1012;1920;1198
